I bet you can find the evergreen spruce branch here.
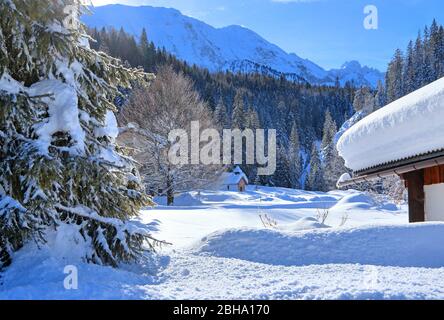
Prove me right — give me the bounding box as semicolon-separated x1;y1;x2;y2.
0;194;35;268
0;0;158;269
55;204;170;266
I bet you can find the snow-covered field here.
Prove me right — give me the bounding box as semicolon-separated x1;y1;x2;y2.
2;186;444;300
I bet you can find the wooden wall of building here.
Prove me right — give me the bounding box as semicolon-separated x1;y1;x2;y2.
424;165;444;185
401;164;444;223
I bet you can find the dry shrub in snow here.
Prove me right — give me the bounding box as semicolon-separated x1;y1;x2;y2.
118;66;224;205
316;208;330;225
259;214;279;230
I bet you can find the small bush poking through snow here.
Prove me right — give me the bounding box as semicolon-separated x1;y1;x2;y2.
316;208;330;225
259;214;279;230
339;213;349;227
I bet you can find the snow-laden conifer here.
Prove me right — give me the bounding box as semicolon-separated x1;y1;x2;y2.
0;0;160;268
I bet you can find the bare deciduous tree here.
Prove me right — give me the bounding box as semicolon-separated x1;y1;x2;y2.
118;66;223;205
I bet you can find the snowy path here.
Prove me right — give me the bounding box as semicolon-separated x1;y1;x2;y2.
4;186;444;300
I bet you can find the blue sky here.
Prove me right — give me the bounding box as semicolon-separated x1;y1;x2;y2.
91;0;444;71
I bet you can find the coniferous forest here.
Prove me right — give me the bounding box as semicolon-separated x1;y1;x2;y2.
87;19;444;193
386;19;444;103
88;26;355;191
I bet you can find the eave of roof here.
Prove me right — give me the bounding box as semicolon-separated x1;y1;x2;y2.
355;149;444;176
338;150;444;188
223;177;248;186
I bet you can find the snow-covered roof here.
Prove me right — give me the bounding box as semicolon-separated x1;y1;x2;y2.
337;77;444;173
221;166;249;185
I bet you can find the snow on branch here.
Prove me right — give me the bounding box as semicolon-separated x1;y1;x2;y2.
55;204;170;247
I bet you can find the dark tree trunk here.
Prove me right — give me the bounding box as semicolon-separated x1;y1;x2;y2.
167;189;174;206
166;173;174;206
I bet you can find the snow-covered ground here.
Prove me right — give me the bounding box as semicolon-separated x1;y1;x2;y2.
147;187;402;250
2;186;444;300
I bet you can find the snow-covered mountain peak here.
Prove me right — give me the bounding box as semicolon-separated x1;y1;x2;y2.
341;60;362;70
84;4;384;87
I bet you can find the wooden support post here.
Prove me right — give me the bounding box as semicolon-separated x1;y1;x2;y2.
403;170;425;223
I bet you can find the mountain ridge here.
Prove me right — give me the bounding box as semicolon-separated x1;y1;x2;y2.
83;4;384;87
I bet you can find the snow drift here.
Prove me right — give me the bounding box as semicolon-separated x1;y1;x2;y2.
194;223;444;268
332;192;398;211
337;77;444;172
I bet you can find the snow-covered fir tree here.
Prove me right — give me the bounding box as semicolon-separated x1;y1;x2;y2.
413;32;425;89
231;89;246;129
0;0;160;269
403;41;416;94
386;49;404;102
321;112;345;190
321;111;336;153
273;145;291;188
287;122;301;189
352;87;375;113
214;97;229;128
374;80;387;110
422;26;434;86
306;144;325;191
247;106;260;131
